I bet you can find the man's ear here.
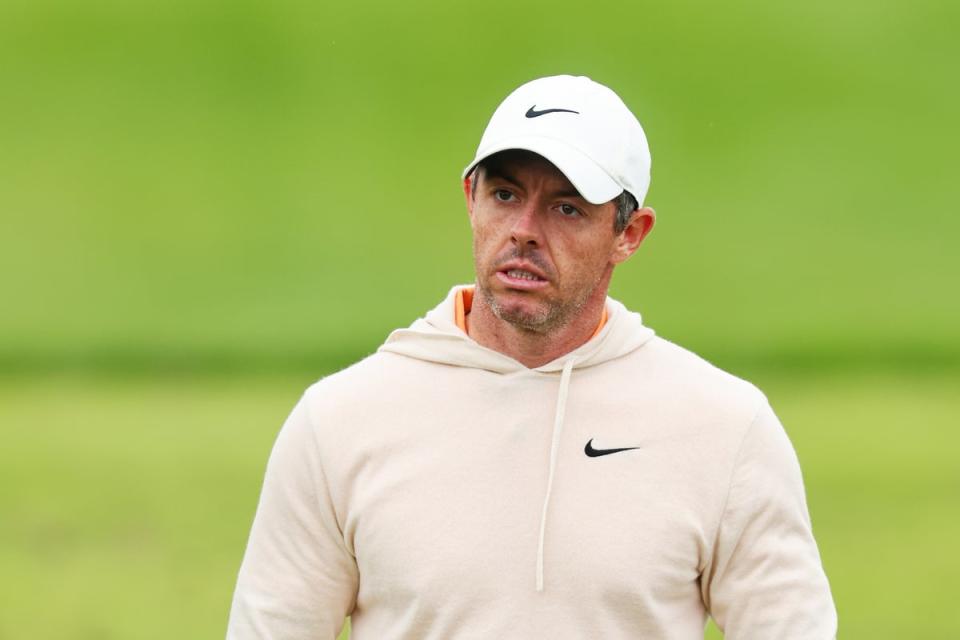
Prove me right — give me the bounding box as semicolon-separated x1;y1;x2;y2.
611;206;656;265
463;175;475;220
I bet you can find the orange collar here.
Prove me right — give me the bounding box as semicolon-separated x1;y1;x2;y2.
455;286;607;338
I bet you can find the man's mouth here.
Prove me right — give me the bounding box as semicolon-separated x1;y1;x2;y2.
496;262;550;290
503;268;544;282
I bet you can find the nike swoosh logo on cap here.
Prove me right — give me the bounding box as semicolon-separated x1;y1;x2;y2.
584;438;640;458
525;105;580;118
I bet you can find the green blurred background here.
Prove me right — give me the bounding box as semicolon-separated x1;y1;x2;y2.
1;0;957;637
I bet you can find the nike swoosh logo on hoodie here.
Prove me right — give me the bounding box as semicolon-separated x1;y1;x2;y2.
584;438;640;457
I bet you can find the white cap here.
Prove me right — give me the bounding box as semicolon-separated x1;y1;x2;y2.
462;75;651;205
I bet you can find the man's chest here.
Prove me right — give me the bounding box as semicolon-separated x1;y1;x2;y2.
330;380;725;611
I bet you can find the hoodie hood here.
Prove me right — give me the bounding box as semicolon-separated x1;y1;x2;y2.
379;285;656;592
378;285;655;373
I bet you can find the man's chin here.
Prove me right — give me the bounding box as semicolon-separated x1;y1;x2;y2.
488;295;555;332
476;281;562;331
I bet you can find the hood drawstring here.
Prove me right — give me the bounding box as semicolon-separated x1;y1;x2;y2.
536;357;576;592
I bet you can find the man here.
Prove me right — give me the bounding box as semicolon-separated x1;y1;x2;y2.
228;75;836;639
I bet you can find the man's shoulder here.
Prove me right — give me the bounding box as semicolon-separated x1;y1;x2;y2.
640;335;756;382
296;349;436;422
624;334;768;417
304;349;414;399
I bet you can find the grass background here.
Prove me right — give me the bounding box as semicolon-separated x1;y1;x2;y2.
1;0;957;637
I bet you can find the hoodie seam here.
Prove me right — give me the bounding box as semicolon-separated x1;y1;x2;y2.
701;394;766;588
302;386;357;562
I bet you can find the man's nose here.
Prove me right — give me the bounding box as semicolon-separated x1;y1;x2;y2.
510;203;543;248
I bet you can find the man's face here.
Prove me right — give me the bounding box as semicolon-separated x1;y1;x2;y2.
465;150;632;334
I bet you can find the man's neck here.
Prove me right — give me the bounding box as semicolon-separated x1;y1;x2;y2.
466;286;609;369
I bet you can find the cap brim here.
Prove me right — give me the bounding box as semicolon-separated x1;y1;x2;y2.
461;136;622;205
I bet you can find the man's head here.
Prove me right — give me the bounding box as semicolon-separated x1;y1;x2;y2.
462;76;655;336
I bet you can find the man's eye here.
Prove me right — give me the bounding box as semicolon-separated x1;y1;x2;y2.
494;189;514;202
558;203;581;217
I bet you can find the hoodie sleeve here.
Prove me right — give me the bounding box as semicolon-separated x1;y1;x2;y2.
702;400;837;639
227;395;358;640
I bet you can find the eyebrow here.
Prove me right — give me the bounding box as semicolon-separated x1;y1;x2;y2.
483;166;585;201
482;166;522;188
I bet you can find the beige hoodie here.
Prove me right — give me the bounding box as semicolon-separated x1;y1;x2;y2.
228;286;836;639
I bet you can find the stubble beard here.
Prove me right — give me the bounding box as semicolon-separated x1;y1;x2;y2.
475;261;603;336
